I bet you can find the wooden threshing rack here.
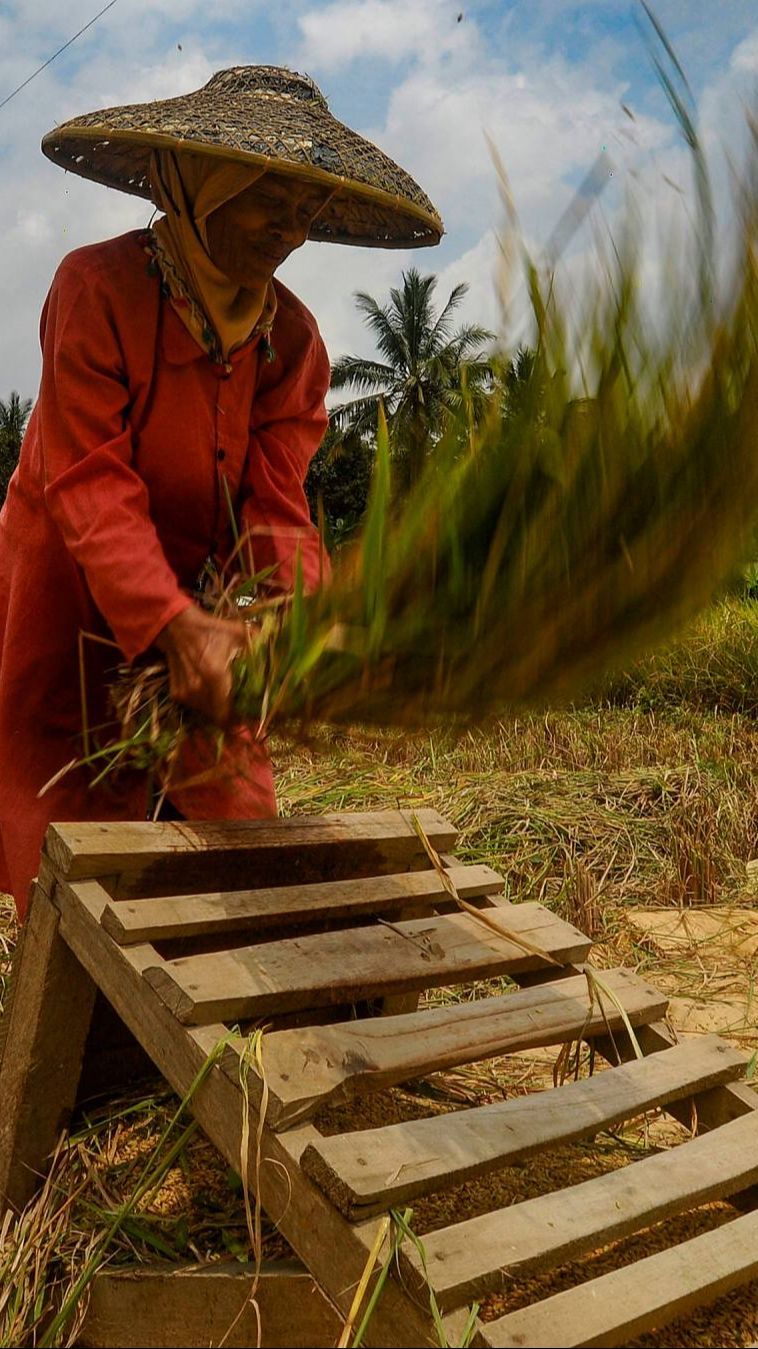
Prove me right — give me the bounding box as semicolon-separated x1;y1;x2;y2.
1;808;757;1347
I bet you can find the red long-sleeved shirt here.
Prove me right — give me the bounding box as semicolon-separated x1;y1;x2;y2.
0;230;330;917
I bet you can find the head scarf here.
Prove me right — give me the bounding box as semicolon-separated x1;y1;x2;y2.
148;150;277;361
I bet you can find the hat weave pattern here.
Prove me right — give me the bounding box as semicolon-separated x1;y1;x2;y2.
42;66;443;249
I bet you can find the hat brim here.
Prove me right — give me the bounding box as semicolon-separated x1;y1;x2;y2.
41;87;443;249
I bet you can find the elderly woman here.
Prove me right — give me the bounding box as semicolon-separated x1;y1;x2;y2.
0;66;441;918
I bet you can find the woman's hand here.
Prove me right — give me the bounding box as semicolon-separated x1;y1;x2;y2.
155;605;250;727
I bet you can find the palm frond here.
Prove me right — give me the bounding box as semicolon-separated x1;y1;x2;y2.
427;281;470;350
328;394;390;437
330;355;395;394
445;324;495;359
354;292;408;369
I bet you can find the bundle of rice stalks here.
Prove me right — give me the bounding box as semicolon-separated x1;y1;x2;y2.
90;93;758;795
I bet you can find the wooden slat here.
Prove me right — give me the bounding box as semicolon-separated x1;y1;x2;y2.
43;809;457;898
100;863;504;944
474;1207;758;1348
399;1108;758;1310
51;878;449;1349
234;967;667;1129
514;965;758;1137
301;1037;746;1219
142;903;592;1025
79;1261;342;1348
0;862;97;1214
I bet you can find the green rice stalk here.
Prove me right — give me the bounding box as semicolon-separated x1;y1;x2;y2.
337;1214;391;1348
389;1208;479;1348
350;1209;411;1349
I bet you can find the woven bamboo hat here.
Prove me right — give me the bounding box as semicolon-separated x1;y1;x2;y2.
41;65;443;249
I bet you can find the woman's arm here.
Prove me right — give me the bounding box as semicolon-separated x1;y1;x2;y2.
39;254;192;660
39;255;243;724
239;307;331;594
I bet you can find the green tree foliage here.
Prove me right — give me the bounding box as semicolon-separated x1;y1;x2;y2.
0;391;32;504
501;345;540;419
329;268;494;487
305;425;374;548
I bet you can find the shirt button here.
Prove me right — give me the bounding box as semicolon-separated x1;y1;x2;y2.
217;449;226;461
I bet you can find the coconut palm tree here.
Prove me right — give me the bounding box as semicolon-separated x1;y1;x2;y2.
0;392;32;503
329;269;494;486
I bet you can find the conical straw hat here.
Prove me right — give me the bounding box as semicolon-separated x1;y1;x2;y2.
41;65;443;249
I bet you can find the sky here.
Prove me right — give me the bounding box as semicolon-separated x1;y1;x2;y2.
0;0;756;398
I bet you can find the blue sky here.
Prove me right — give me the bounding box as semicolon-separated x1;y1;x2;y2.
1;0;756;394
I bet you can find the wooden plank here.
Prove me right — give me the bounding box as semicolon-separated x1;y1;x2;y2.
399;1108;758;1311
514;966;758;1138
300;1037;746;1219
43;809;457;898
633;1021;758;1121
79;1261;342;1348
474;1206;758;1348
0;863;96;1214
233;967;667;1129
142;903;592;1025
99;863;504;944
50;878;448;1349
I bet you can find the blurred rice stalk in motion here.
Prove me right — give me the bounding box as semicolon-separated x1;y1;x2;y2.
99;53;758;795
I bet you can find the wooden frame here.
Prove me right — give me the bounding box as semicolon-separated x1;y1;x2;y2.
1;808;756;1349
78;1262;341;1349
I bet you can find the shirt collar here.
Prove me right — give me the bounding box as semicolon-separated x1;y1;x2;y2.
160;297;266;368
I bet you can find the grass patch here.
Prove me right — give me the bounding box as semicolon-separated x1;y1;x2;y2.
600;598;758;715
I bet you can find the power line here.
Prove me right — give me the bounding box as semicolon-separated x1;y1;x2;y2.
0;0;119;114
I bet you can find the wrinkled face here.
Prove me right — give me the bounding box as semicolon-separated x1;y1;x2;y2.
205;170;332;286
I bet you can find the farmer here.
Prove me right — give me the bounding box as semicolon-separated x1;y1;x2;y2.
0;66;441;919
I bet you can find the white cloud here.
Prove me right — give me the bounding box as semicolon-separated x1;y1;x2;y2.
372;54;675;247
0;38;213;395
279;238;409;365
432;231;502;340
297;0;476;70
732;30;758;72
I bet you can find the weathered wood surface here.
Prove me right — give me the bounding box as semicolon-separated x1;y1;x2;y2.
301;1037;746;1218
474;1207;758;1348
142;903;592;1025
99;863;504;944
11;810;756;1349
514;969;758;1136
44;810;457;898
231;967;667;1129
399;1108;758;1310
0;864;96;1214
51;878;450;1349
78;1261;342;1349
